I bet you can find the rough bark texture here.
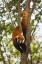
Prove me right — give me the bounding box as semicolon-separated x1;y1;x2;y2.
20;53;27;64
18;0;22;33
21;0;31;64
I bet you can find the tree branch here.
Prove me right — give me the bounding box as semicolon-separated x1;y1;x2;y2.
18;0;22;33
25;0;31;12
9;12;15;28
30;0;36;16
31;22;38;36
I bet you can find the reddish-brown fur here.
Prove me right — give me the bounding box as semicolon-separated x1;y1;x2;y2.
21;11;28;29
12;26;24;43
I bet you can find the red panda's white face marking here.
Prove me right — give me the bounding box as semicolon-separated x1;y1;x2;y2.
16;36;19;42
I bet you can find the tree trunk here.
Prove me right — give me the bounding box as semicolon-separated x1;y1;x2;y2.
20;53;27;64
21;0;31;64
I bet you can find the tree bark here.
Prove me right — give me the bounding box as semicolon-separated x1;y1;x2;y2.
20;53;27;64
21;0;31;64
18;0;22;33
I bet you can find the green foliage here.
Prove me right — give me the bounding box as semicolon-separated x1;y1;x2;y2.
30;40;42;63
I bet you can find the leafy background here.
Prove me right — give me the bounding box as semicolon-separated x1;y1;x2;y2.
0;0;42;64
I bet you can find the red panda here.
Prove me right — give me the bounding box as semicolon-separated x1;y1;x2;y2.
12;11;28;53
12;26;26;53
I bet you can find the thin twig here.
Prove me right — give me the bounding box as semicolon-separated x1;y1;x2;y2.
31;22;38;36
30;0;36;16
0;46;6;64
4;0;15;28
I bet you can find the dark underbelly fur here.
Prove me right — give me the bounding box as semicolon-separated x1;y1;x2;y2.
14;42;26;53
